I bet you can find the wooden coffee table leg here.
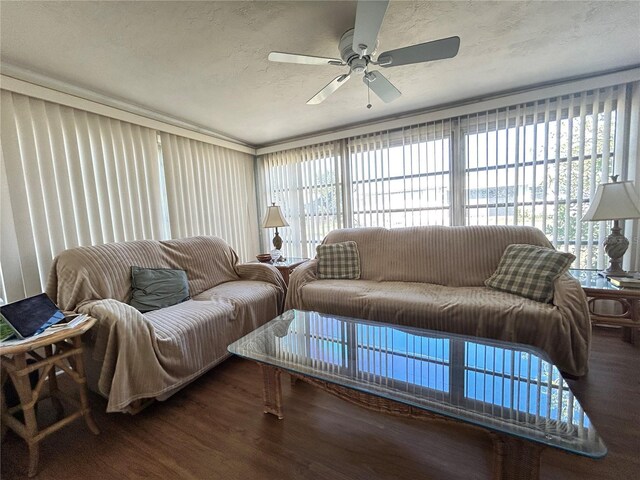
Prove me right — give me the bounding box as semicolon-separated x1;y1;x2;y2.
260;364;283;419
491;433;543;480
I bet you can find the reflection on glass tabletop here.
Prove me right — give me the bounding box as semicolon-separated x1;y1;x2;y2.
229;309;606;458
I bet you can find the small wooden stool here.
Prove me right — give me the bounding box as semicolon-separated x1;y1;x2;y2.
0;318;100;477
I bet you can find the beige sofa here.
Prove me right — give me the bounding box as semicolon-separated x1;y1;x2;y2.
286;226;591;376
47;236;286;413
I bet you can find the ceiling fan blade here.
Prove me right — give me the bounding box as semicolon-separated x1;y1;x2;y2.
377;36;460;68
363;70;401;103
352;0;389;57
307;74;351;105
268;51;344;66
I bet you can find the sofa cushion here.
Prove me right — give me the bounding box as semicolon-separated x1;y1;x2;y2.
485;244;575;303
129;266;190;313
317;241;361;280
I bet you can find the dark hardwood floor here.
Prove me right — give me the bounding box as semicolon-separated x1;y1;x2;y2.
1;326;639;480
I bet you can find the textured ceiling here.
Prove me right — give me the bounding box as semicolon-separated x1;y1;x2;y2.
1;1;639;147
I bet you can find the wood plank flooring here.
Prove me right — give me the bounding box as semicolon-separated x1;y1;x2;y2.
1;326;638;480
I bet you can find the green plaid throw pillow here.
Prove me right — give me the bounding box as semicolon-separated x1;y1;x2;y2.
317;241;361;280
485;244;575;303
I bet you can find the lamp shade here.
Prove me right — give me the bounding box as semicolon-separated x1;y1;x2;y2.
262;204;289;228
582;180;640;221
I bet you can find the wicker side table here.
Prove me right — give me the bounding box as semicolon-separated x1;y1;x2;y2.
253;257;309;286
272;258;309;286
569;269;640;345
0;318;100;477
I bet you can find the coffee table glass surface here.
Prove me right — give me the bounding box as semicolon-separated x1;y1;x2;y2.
228;309;606;458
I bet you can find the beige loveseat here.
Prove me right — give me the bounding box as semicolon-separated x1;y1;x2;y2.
286;226;591;376
47;236;286;413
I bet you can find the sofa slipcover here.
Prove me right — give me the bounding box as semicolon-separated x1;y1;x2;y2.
285;226;591;376
47;236;286;412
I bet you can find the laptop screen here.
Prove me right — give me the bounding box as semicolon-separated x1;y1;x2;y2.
0;293;65;338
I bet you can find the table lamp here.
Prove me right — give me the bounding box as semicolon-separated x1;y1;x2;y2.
582;175;640;277
262;203;289;251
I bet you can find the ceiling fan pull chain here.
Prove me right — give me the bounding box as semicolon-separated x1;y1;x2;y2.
367;78;372;109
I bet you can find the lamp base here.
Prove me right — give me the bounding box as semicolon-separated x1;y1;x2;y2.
272;229;283;250
599;220;630;277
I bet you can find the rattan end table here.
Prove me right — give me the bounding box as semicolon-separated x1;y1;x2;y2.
0;318;100;477
569;269;640;345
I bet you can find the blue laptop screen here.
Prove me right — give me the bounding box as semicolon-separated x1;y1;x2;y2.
0;293;65;338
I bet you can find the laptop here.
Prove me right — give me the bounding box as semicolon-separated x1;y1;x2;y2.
0;293;66;339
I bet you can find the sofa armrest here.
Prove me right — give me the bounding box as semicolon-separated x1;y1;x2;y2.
75;298;157;402
552;273;592;375
235;263;287;293
77;298;146;322
285;259;318;311
76;298;150;354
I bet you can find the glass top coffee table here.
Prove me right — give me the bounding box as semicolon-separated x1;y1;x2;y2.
228;310;606;479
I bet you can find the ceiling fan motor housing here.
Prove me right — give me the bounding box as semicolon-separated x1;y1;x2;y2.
339;28;376;75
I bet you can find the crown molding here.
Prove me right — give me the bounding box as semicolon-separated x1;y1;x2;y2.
0;63;256;155
256;65;640;156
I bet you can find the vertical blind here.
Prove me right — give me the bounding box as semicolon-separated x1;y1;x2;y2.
257;83;639;270
626;82;640;270
461;86;622;268
1;91;261;302
160;133;259;261
349;121;452;229
257;142;343;258
1;90;166;301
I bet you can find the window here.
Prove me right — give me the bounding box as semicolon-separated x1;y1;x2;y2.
462;87;620;268
258;142;343;258
258;83;635;270
349;123;451;228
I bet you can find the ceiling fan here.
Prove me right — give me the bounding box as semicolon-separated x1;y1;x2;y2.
268;0;460;106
